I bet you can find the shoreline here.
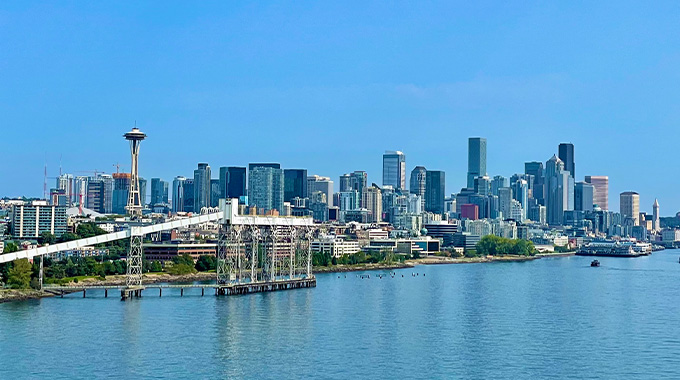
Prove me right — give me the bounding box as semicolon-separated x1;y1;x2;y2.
0;253;568;303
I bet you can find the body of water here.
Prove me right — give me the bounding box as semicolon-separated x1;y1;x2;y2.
2;251;680;379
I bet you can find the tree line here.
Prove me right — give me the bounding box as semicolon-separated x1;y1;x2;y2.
474;235;537;256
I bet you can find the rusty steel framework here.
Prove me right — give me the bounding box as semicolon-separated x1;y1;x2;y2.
216;224;317;286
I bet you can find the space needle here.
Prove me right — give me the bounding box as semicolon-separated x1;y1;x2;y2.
124;127;146;218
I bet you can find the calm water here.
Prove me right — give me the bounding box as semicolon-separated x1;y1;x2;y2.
2;251;680;379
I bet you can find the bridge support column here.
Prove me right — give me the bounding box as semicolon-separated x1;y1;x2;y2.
126;227;144;289
39;255;43;291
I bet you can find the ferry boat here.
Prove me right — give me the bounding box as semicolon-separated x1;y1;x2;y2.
576;241;652;257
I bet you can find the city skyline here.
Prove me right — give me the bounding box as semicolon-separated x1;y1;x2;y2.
2;2;680;213
1;135;669;215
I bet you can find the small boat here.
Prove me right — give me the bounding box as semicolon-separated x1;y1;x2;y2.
591;260;600;267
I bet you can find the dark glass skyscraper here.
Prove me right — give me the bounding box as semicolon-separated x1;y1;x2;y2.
284;169;308;202
467;137;487;189
525;161;545;205
150;178;169;205
425;170;445;214
558;143;575;178
193;163;211;212
409;166;427;198
218;166;247;200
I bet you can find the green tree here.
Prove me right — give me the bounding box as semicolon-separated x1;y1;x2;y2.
172;253;195;267
40;232;56;245
195;255;216;272
7;259;32;289
168;263;196;275
58;233;80;243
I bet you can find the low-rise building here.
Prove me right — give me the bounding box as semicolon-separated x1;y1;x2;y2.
311;237;361;258
143;242;217;262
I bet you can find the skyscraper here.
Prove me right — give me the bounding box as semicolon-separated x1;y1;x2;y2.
284;169;308;202
409;166;427;198
218;166;247;201
467;137;487;189
383;151;406;190
620;191;640;226
558;143;575;178
248;164;284;213
183;179;194;213
193;163;211;212
498;187;513;220
574;182;594;211
56;173;74;207
340;171;367;207
112;173;131;214
490;175;508;197
363;186;382;223
425;170;445;214
585;176;609;210
210;179;220;207
545;155;573;225
151;178;169;205
172;176;186;213
525;161;545;205
307;175;334;207
653;199;660;232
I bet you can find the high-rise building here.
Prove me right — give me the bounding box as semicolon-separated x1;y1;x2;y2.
307;175;334;207
545;155;573;225
337;191;360;211
138;178;147;207
151;178;169;205
339;174;352;192
284;169;308;202
363;186;382;223
219;167;247;200
409;166;427;198
86;175;113;214
11;202;67;238
574;182;594;212
474;176;491;196
73;176;88;207
183;179;194;213
525;161;545;205
620;191;640;226
498;187;513;220
210;179;220;207
653;199;660;232
56;174;74;207
558;143;575;178
585;176;609;210
112;173;131;214
467;137;487;189
248;164;284;213
511;179;529;220
490;175;508;197
383;151;406;190
172;176;186;213
425;170;445;214
193;163;211;212
340;171;367;207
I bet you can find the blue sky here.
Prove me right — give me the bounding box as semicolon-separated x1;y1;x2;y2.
1;1;680;214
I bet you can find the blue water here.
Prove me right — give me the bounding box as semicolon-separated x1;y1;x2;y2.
2;251;680;379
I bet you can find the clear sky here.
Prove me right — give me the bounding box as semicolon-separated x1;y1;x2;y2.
2;1;680;214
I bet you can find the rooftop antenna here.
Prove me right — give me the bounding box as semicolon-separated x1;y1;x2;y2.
59;154;63;177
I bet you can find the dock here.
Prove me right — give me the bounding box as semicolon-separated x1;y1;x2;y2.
43;277;317;300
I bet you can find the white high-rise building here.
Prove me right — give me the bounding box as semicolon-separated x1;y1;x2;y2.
620;191;640;226
653;199;660;232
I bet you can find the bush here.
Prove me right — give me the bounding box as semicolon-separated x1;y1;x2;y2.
168;263;197;275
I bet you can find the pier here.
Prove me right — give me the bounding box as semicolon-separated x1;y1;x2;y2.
44;277;317;299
